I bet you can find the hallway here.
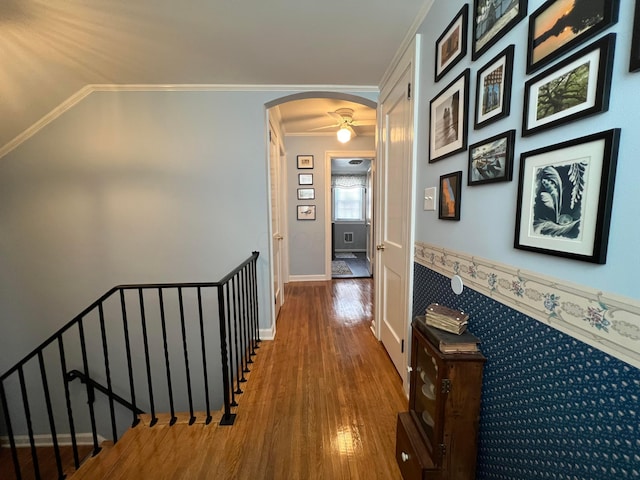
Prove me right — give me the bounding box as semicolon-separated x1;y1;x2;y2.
65;279;408;479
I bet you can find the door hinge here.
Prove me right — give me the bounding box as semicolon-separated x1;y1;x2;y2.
401;339;405;353
441;378;451;394
440;443;446;459
407;83;412;100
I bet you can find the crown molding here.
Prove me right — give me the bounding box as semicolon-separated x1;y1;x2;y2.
0;83;379;159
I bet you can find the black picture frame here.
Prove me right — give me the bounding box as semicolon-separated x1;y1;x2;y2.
435;4;468;82
297;205;316;221
468;130;515;186
630;0;640;72
472;0;527;61
522;33;616;137
527;0;620;74
439;171;463;221
298;173;313;185
297;155;314;169
514;129;620;264
297;188;315;200
429;69;470;163
474;44;514;129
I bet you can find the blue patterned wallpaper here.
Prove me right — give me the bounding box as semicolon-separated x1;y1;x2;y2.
413;262;640;480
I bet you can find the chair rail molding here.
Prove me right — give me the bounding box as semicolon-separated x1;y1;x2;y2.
415;241;640;369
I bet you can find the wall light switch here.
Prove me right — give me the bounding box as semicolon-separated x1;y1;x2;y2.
424;187;436;211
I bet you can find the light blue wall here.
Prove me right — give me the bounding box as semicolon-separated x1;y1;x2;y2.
414;0;638;301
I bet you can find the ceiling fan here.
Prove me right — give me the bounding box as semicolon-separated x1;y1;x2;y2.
310;108;376;143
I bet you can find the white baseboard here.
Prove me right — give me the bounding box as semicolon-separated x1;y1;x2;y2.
0;432;107;448
288;274;329;282
259;326;275;340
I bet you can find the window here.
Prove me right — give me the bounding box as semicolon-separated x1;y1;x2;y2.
333;186;365;221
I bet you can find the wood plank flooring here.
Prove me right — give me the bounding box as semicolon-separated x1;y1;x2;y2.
64;279;408;479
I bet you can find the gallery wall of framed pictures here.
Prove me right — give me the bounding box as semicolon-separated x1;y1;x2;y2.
425;0;627;265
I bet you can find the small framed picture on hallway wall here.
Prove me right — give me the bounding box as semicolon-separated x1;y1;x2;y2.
429;69;470;163
439;171;462;221
297;155;314;169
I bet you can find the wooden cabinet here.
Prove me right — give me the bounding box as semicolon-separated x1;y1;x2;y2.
395;319;486;480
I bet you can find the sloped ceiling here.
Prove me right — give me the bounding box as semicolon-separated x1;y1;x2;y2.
0;0;430;150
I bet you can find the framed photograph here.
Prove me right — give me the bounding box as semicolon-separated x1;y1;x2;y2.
439;171;463;221
297;188;315;200
430;69;470;163
468;130;515;185
298;173;313;185
297;205;316;221
514;129;620;264
435;4;468;82
297;155;314;169
474;44;514;129
527;0;620;74
630;0;640;72
522;33;615;137
472;0;527;61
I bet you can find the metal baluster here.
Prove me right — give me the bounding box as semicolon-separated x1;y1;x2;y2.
78;319;100;455
178;287;196;425
138;288;157;426
58;337;80;468
250;253;261;348
18;366;41;479
158;288;177;425
224;283;239;406
38;350;64;478
217;283;235;425
197;287;212;424
0;380;22;480
120;289;140;427
242;267;253;368
236;271;248;377
232;276;246;387
98;303;118;442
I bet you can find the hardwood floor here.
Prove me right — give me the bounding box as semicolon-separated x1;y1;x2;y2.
64;279;408;479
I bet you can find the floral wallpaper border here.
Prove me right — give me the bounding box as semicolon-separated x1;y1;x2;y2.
414;242;640;369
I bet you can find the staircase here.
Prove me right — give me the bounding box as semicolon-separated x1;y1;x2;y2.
0;252;260;480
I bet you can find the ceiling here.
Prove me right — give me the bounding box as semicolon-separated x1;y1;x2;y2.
0;0;430;150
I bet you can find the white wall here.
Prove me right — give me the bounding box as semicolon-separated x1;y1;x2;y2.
414;0;638;301
284;135;375;277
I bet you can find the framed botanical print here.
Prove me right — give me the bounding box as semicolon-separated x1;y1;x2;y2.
429;69;470;163
435;4;468;82
514;129;620;264
474;45;514;129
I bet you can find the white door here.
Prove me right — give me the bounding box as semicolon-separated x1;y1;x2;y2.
365;166;374;276
376;40;417;385
269;125;284;319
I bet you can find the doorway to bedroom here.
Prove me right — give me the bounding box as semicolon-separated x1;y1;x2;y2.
330;157;373;279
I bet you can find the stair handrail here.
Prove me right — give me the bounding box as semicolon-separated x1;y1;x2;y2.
0;251;260;480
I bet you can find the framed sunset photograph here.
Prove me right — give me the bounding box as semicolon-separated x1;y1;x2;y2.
527;0;620;74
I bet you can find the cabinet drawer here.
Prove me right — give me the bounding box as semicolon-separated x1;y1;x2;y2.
396;412;435;480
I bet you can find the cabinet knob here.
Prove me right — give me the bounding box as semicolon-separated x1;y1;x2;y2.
401;452;410;462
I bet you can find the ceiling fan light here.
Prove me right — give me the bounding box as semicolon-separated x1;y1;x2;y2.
337;127;351;143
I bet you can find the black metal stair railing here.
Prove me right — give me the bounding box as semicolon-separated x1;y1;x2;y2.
0;251;260;480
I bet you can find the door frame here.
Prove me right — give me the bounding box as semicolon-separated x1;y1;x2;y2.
324;150;376;280
374;35;420;392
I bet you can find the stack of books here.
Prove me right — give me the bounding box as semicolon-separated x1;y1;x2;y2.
425;303;469;334
414;315;480;354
